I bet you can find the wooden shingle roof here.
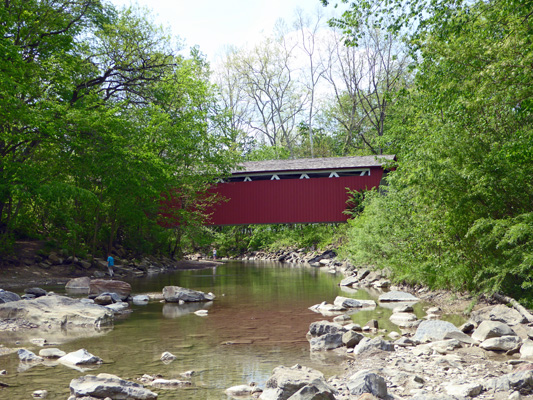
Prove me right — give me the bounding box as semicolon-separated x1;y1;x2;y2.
232;155;395;175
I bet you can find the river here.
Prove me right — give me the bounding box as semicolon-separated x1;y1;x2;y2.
0;261;433;399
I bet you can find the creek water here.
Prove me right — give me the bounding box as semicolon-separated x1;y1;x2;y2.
0;261;439;399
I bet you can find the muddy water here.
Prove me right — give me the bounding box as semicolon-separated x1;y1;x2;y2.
1;261;430;399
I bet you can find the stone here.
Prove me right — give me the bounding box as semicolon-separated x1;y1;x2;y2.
470;304;527;326
286;380;336;399
307;321;346;337
0;295;113;332
413;320;462;342
339;276;359;287
471;320;517;342
444;383;482;397
309;333;344;351
32;389;48;398
0;289;21;303
342;330;364;348
389;312;418;327
346;370;388;398
353;337;394;355
393;304;414;313
24;287;47;297
94;294;114;306
333;296;376;308
69;373;157;399
378;290;419;302
259;364;331;400
364;319;378;330
162;286;212;302
65;277;91;291
520;339;533;359
479;335;522;351
58;349;102;365
39;348;66;358
18;349;43;362
333;314;351;324
226;384;262;397
160;351;177;363
483;370;533;393
132;295;149;305
442;330;479;345
89;279;131;301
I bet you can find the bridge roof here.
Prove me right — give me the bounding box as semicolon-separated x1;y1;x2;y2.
232;155;395;176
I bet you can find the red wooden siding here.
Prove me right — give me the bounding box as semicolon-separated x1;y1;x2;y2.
206;167;384;225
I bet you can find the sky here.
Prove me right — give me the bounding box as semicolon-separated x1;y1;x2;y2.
108;0;336;61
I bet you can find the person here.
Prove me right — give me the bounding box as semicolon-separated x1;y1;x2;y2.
107;254;114;277
213;248;217;260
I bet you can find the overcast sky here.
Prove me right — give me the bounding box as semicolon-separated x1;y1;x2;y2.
108;0;338;61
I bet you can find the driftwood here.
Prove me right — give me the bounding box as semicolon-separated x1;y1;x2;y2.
493;293;533;323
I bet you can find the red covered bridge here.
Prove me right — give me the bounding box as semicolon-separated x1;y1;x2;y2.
205;155;395;225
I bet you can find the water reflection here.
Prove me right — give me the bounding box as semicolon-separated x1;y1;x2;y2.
0;261;461;400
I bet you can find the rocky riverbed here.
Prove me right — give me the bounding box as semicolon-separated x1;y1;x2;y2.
1;248;533;399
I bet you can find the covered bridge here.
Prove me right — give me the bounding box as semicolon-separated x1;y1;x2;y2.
206;155;395;225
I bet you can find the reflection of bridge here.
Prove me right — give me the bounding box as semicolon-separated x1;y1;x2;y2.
206;155;395;225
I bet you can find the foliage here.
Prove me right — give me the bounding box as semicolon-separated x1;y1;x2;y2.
0;1;237;259
336;0;533;304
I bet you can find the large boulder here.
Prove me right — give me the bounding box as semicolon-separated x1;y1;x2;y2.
307;321;346;338
479;336;522;351
89;279;131;301
260;365;333;400
413;320;462;342
469;304;527;326
483;370;533;393
0;295;113;332
471;320;517;342
162;286;214;303
309;333;344;352
353;337;394;355
0;289;21;303
70;373;157;399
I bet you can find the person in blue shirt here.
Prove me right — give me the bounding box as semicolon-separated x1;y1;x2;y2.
107;255;114;277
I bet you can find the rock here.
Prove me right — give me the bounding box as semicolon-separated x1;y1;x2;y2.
32;389;48;398
339;276;359;287
442;330;479;345
346;370;388;398
162;286;213;302
0;295;113;332
309;333;344;351
413;320;462;342
150;378;192;389
65;277;91;291
30;338;48;346
39;348;66;358
479;336;522;351
483;370;533;393
132;295;149;305
354;337;394;355
259;364;332;400
471;320;517;342
89;279;131;300
389;312;418;327
24;287;47;297
393;304;414;313
226;384;262;397
413;339;463;356
194;309;208;316
342;330;364;348
70;373;157;399
364;319;378;330
333;296;376;308
0;289;21;303
286;380;336;399
333;314;351;325
444;382;482;398
307;321;346;337
520;339;533;359
470;304;527;326
58;349;102;365
160;351;177;363
378;290;419;302
105;301;130;313
79;260;92;269
94;294;114;305
18;349;43;362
